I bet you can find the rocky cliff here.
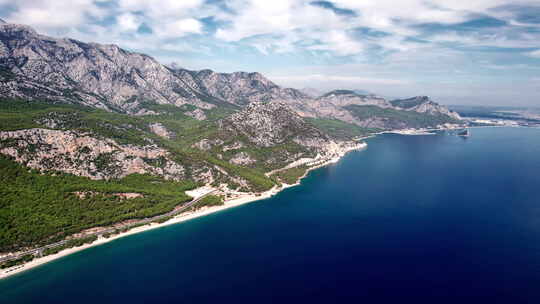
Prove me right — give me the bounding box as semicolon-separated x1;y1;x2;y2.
0;21;307;116
0;20;463;188
190;102;355;171
0;23;219;114
390;96;462;120
172;68;308;106
0;128;185;180
0;20;462;131
219;102;330;148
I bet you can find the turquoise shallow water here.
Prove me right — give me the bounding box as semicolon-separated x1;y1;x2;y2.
2;127;540;303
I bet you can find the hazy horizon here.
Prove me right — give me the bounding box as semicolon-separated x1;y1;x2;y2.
1;0;539;106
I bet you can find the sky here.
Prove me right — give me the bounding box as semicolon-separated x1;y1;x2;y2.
1;0;540;106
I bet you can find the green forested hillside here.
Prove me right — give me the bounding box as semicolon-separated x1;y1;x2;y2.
306;118;380;139
0;155;196;252
0;99;279;191
0;99;280;252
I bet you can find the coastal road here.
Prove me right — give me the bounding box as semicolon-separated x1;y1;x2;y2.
0;190;217;264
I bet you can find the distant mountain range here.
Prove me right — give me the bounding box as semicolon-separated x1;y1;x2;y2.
0;21;460;129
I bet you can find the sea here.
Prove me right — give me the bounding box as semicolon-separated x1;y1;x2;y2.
1;127;540;303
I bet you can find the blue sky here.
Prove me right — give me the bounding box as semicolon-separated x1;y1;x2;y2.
1;0;540;106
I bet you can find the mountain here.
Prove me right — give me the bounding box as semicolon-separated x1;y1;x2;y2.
219;101;330;148
171;68;309;106
283;90;461;130
0;97;364;253
0;21;460;131
0;21;463;258
391;96;461;120
318;90;392;108
0;22;308;116
299;87;324;98
0;20;461;132
352;89;373;95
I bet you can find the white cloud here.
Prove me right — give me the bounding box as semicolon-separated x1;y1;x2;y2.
210;0;540;58
271;74;410;85
527;50;540;58
307;30;365;56
5;0;540;59
214;0;358;55
117;0;204;19
156;18;203;38
7;0;104;29
116;13;140;32
1;0;539;105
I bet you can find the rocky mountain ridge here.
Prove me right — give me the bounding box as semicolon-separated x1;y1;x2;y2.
0;21;306;115
390;96;461;120
0;128;186;180
0;20;465;260
0;20;461;131
0;20;463;188
220;102;330;148
282;90;461;130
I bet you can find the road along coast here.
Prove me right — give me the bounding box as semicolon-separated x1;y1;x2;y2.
0;141;367;279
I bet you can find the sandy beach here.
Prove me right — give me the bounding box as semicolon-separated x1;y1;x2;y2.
0;142;367;280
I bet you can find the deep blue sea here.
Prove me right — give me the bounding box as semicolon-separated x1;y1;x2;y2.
2;127;540;304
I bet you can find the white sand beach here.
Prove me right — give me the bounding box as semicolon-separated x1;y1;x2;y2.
0;142;367;280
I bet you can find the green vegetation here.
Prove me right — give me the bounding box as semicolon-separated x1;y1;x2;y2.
42;235;98;256
345;105;459;129
0;254;34;269
206;156;276;192
320;89;358;98
389;98;425;109
307;118;380;139
0;99;285;252
0;98;278;192
272;166;308;185
191;195;224;209
0;155;196;252
153;216;173;224
1;98;376;254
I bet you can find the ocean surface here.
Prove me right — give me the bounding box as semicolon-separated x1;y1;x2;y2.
2;127;540;303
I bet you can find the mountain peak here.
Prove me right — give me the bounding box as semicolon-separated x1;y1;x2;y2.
390;96;461;120
321;89;358;98
0;22;38;36
390;96;433;109
221;101;329;147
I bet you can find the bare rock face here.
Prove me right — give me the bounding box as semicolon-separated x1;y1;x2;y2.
172;68;309;106
220;102;330;148
0;128;185;180
0;21;310;117
0;20;462;134
283;90;393;125
391;96;462;120
185;108;207;120
192;138;224;151
222;141;244;151
284;91;463;129
0;23;216;114
319;90;392;108
148;123;174;139
229;151;256;166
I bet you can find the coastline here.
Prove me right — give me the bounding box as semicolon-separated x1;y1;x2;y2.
0;142;367;280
